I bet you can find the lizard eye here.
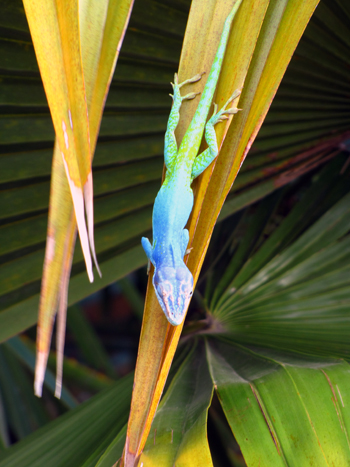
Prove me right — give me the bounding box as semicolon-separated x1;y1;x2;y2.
180;282;193;297
156;281;172;297
162;282;172;294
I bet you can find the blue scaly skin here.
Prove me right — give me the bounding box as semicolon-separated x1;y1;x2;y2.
142;1;242;325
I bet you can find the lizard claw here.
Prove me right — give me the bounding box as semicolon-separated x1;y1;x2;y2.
170;72;203;103
211;89;242;124
227;88;242;103
178;71;205;88
216;115;229;123
224;107;240;115
182;91;201;101
212;103;218;116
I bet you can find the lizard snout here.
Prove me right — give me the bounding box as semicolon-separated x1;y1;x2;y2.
153;266;193;326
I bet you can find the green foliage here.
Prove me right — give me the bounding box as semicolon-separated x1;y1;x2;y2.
0;375;132;467
1;0;350;465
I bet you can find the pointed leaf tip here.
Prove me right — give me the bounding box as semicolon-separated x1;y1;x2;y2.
34;350;48;397
84;173;102;278
61;153;94;282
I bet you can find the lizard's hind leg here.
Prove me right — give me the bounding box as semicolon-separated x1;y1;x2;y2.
191;89;241;179
164;73;203;170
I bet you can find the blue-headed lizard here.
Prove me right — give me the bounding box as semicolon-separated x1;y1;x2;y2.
141;1;242;325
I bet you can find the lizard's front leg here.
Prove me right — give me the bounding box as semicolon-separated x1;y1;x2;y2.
191;89;241;179
141;237;154;274
164;73;203;170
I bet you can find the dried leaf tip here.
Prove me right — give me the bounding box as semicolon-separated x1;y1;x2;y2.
34;350;48;397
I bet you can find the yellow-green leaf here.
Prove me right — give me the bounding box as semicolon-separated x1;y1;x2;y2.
122;0;320;464
140;344;214;467
22;0;97;281
33;0;134;396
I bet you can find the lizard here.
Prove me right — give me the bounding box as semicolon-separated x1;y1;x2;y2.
141;0;243;326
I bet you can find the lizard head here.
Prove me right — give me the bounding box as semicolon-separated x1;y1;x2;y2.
153;265;193;326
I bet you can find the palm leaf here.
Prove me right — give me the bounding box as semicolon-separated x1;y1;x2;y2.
20;0;134;397
207;341;350;466
122;1;322;463
213;183;350;359
0;374;132;467
140;343;214;467
21;0;96;284
200;166;350;464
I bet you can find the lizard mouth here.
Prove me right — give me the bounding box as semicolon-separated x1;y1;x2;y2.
163;307;184;326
